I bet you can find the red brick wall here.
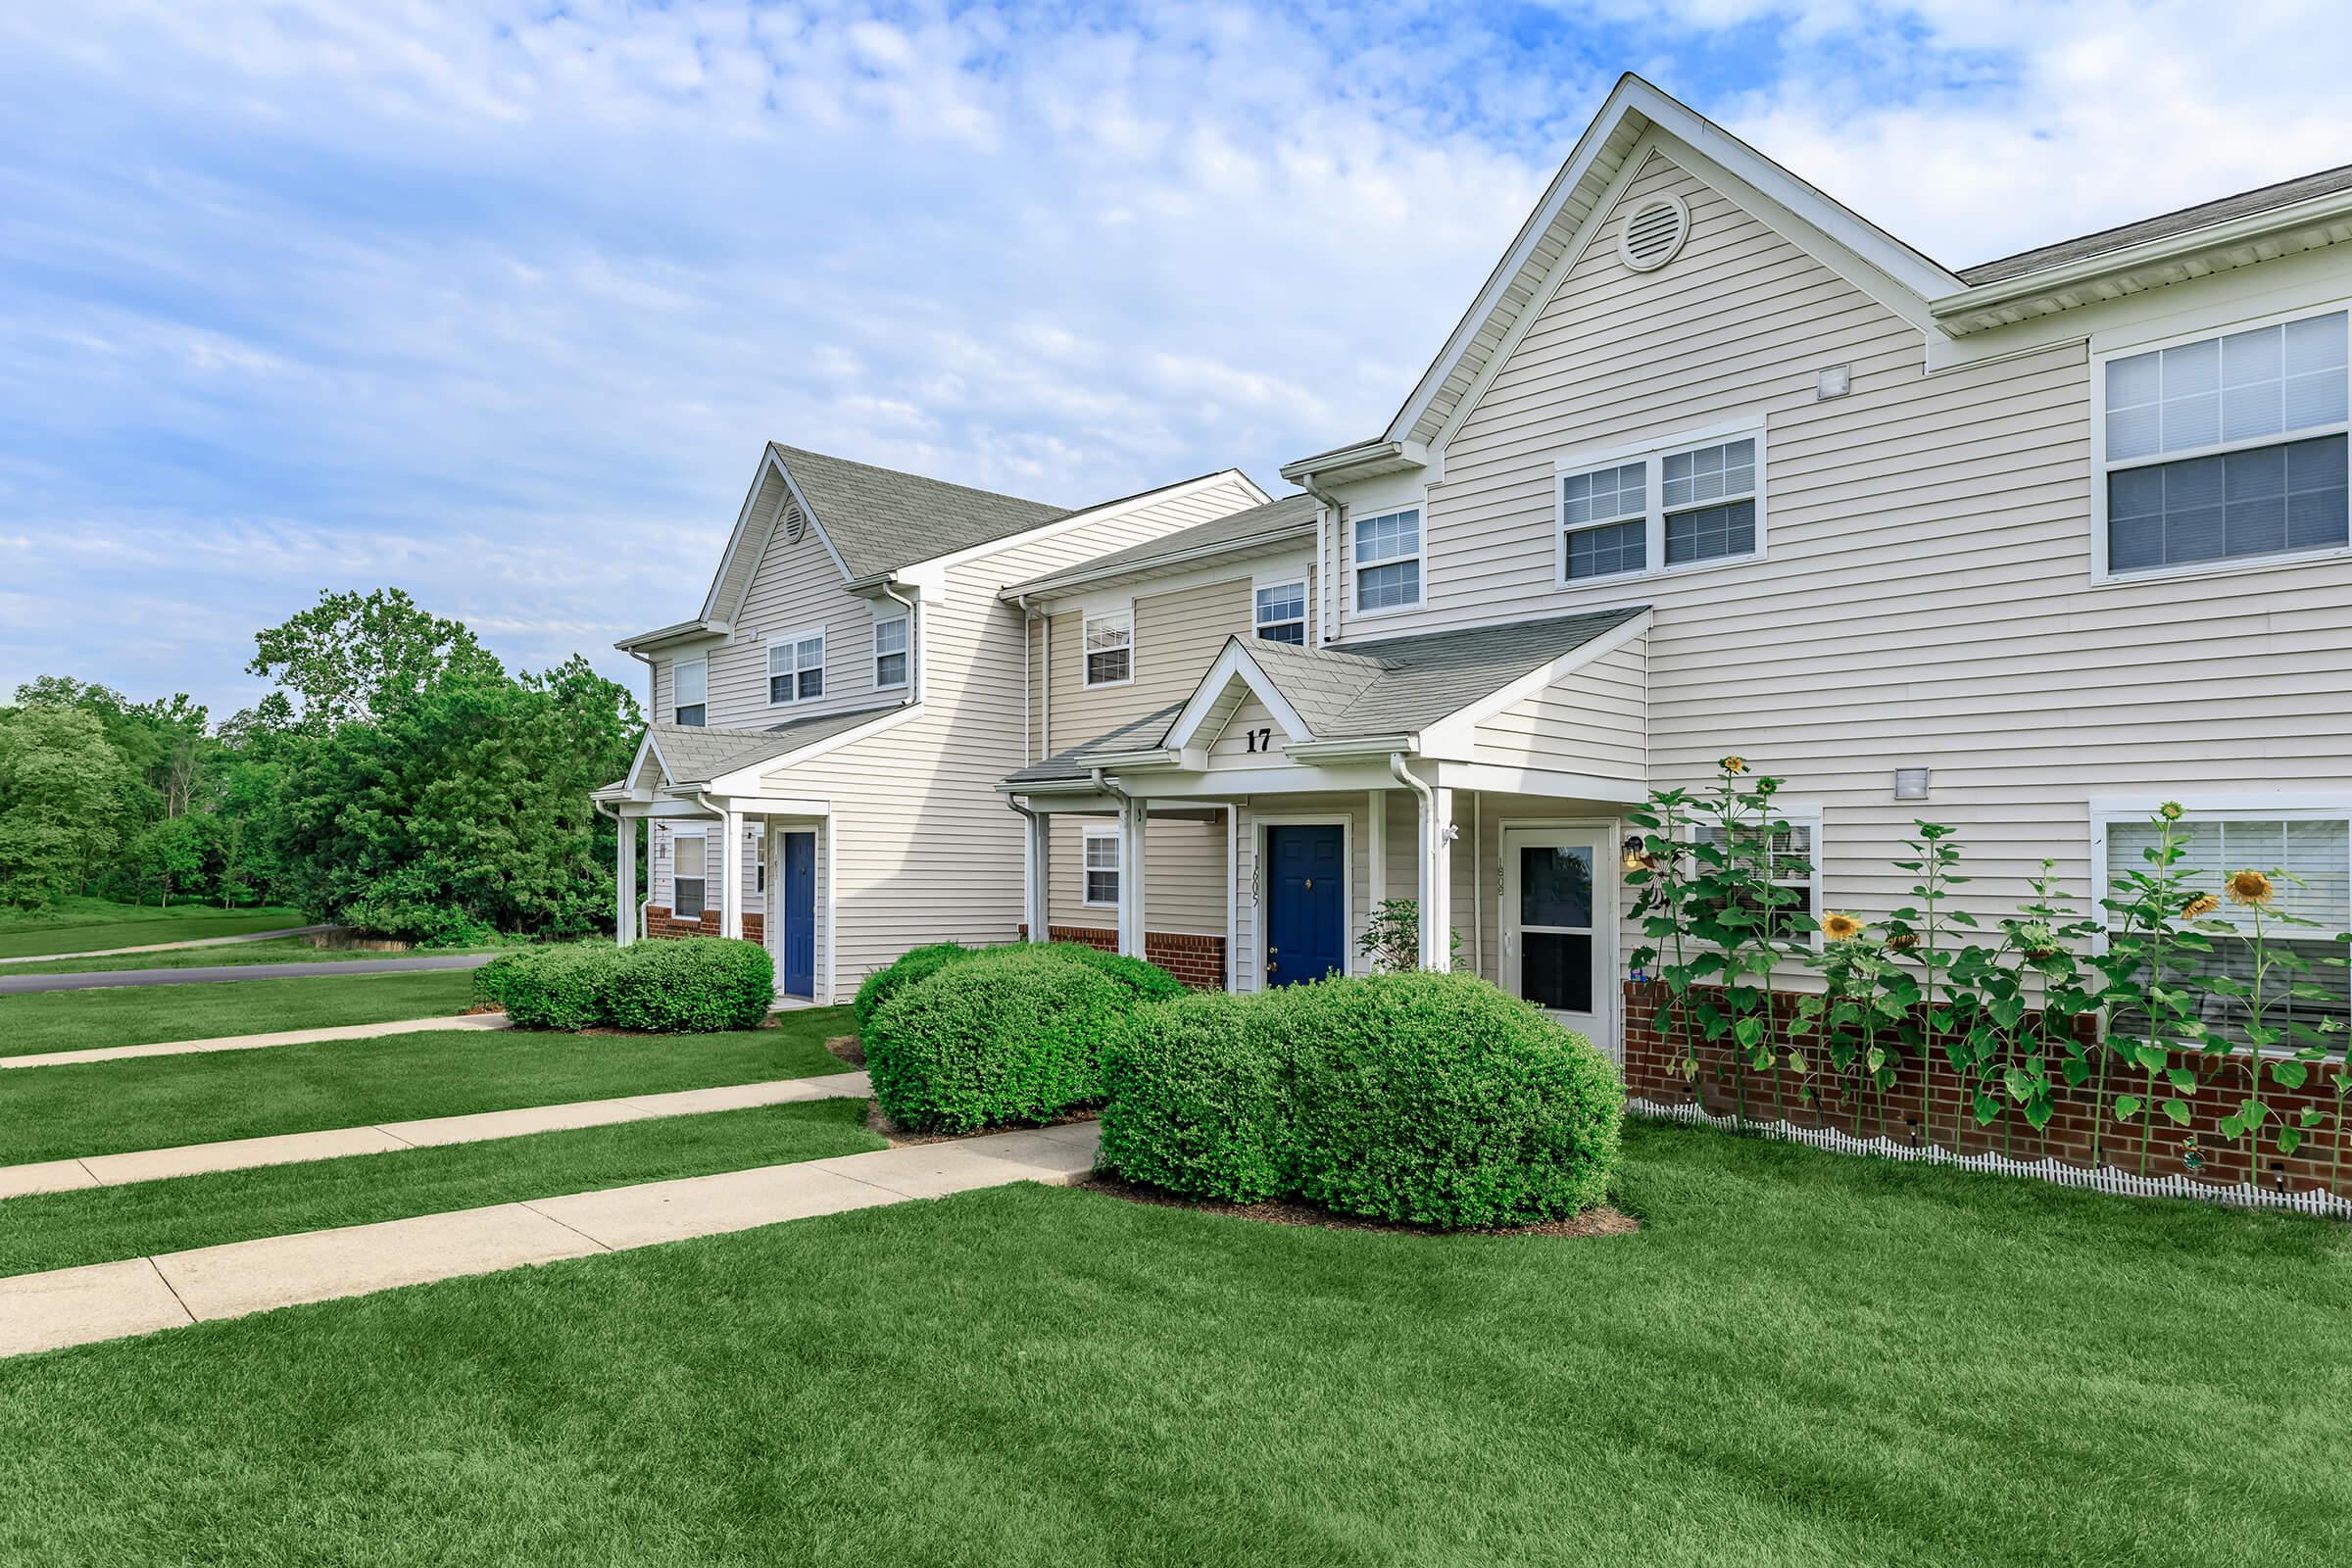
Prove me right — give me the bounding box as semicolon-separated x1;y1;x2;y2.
642;906;764;945
1621;981;2350;1196
1019;924;1227;991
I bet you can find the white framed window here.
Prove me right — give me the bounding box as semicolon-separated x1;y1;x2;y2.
1554;421;1765;588
670;658;707;728
2095;307;2350;580
1693;802;1823;949
752;828;765;897
2091;799;2352;1048
671;830;708;919
1082;827;1120;906
1253;580;1306;644
1351;508;1421;613
768;628;825;706
872;612;909;690
1082;606;1133;687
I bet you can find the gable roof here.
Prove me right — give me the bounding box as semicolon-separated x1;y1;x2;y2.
1004;492;1317;600
1002;704;1190;787
1959;164;2352;285
633;706;906;790
766;444;1070;583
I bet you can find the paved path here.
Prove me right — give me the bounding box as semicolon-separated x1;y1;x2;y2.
0;925;336;967
0;1120;1099;1357
0;1070;876;1199
0;1012;509;1071
0;953;492;996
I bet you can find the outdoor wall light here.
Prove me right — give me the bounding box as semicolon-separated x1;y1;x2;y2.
1622;834;1649;871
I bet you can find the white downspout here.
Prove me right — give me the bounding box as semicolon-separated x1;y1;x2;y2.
1389;752;1435;969
1092;766;1143;958
881;580;920;706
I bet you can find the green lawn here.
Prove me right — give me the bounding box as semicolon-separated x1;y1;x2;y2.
0;1100;882;1279
0;938;493;977
0;900;308;959
0;968;480;1057
0;1006;854;1164
0;1122;2341;1566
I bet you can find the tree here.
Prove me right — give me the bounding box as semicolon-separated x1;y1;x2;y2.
247;587;502;727
124;814;207;907
0;705;137;907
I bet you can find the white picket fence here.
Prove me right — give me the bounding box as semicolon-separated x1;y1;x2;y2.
1627;1096;2352;1221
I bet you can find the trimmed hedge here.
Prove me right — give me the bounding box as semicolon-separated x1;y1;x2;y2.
472;938;774;1034
1098;971;1624;1229
862;945;1181;1134
853;942;973;1031
1047;944;1188;1004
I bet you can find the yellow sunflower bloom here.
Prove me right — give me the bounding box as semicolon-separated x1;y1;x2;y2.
2228;869;2275;907
1721;756;1747;775
2180;894;2220;920
1822;911;1864;942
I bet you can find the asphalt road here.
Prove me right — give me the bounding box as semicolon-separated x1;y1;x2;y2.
0;954;495;997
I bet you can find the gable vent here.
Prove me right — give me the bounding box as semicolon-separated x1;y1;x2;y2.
780;497;807;544
1617;195;1690;273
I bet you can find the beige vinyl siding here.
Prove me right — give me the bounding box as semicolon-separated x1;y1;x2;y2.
1330;139;2352;967
647;818;762;916
1206;693;1299;769
1045;814;1227;936
1468;640;1647;776
703;521;900;729
753;479;1263;990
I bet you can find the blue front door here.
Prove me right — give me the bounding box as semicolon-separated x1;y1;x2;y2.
782;831;816;999
1264;824;1345;986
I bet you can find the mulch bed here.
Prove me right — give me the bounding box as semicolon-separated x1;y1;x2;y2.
824;1034;864;1065
866;1103;1100;1149
1078;1171;1639;1240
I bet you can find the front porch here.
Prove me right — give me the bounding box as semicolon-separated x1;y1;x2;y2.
605;798;835;1005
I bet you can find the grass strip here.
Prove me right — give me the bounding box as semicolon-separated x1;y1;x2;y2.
0;905;308;959
0;939;496;978
0;969;480;1057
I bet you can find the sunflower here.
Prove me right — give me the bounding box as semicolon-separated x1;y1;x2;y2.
2159;801;2185;822
1721;756;1748;775
2180;894;2220;920
1884;931;1919;953
2228;869;2275;907
1822;911;1864;942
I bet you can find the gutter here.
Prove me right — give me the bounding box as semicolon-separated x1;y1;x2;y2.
1002;523;1318;604
878;577;921;705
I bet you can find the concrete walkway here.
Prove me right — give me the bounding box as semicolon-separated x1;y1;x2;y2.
0;1070;876;1199
0;1120;1099;1356
0;1012;510;1071
0;924;335;966
0;953;492;996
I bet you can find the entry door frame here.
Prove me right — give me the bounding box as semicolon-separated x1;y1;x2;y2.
1497;817;1621;1058
764;821;822;1002
1252;811;1352;991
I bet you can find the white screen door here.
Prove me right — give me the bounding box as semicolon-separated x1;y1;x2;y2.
1501;827;1610;1048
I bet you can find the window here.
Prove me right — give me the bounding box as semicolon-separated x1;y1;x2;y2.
1254;581;1306;644
769;629;824;705
752;829;765;897
873;612;909;690
1083;607;1132;686
2100;310;2350;575
1554;426;1764;586
671;659;706;728
1082;828;1120;906
1695;810;1821;945
2100;808;2352;1047
672;831;707;919
1352;509;1421;612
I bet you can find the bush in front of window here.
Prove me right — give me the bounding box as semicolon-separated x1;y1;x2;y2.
863;945;1180;1133
603;937;774;1033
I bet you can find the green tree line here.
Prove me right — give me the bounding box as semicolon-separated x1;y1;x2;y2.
0;589;642;942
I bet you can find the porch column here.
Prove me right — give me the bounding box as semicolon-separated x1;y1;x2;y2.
1022;808;1052;942
1419;784;1455;972
1117;796;1149;958
1367;790;1387;911
615;813;638;947
719;805;744;940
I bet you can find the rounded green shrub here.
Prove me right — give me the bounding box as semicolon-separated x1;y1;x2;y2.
479;944;620;1032
864;946;1139;1133
853;942;973;1031
604;937;774;1033
1042;943;1187;1003
1279;971;1622;1227
1099;991;1291;1202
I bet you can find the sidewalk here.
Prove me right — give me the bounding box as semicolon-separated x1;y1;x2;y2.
0;924;334;966
0;1012;511;1071
0;953;492;996
0;1070;875;1199
0;1120;1100;1356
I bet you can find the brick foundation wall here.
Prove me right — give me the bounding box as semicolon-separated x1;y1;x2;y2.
1621;981;2350;1196
642;906;764;945
1019;923;1227;991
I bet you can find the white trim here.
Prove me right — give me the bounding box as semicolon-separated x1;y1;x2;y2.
1224;806;1239;991
1417;612;1654;757
1497;819;1622;1054
1020;551;1311;618
1081;824;1122;908
764;626;827;708
1250;575;1308;645
668;826;710;919
1348;503;1425;619
669;657;709;726
1685;800;1826;954
1080;602;1135;689
2089;299;2352;585
914;468;1271;576
1161;640;1319;753
702;705;926;794
1616;191;1690;272
1250;811;1354;988
1552;419;1768;590
870;605;910;693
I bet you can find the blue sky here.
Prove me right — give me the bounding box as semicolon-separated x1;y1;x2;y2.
7;1;2352;717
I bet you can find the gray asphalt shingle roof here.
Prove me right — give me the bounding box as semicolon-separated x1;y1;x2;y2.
645;705;904;786
769;445;1070;581
1958;164;2352;285
1002;606;1646;788
1004;493;1317;598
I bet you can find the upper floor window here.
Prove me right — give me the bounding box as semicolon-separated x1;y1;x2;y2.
1254;581;1306;644
1353;509;1421;612
671;658;707;728
873;612;909;691
1083;607;1133;686
2100;309;2349;576
769;629;824;706
1558;428;1762;585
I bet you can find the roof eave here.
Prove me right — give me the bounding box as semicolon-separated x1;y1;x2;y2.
1278;439;1430;488
614;619;727;654
1003;523;1318;603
